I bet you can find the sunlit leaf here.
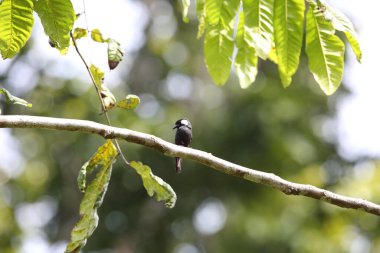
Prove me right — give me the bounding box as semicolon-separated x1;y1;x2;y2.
196;0;206;38
107;39;124;70
0;88;32;109
89;64;104;87
116;94;140;110
91;28;106;43
73;27;88;40
0;0;34;59
327;7;362;62
181;0;190;23
130;161;177;208
243;0;274;59
305;4;345;95
66;140;117;253
203;0;239;85
273;0;305;87
234;12;258;89
34;0;76;54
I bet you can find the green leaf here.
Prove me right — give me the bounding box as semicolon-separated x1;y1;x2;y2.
203;0;239;85
204;26;234;85
0;88;32;109
73;27;88;40
234;12;258;89
0;0;34;59
181;0;190;23
305;5;345;95
89;64;104;87
66;140;117;253
130;161;177;208
273;0;305;87
116;94;140;110
91;28;106;43
243;0;274;59
107;39;124;70
33;0;76;54
327;7;362;63
196;0;206;38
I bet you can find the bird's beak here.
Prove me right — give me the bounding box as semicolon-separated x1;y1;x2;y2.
173;125;178;129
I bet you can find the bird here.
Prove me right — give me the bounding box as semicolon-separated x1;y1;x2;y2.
173;119;192;173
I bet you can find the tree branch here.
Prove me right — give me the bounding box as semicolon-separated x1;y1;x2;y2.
1;115;379;216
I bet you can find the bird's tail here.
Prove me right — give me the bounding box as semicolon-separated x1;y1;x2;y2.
175;157;182;173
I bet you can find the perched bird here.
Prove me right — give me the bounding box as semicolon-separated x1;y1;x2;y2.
173;119;192;173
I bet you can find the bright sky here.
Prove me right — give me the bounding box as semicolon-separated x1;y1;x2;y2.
331;0;380;160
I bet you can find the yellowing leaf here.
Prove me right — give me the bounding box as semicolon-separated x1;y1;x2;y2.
0;0;34;59
67;140;117;253
73;27;88;40
130;161;177;208
116;94;140;110
91;28;106;43
89;64;104;87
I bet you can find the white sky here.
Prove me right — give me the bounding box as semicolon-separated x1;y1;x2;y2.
330;0;380;159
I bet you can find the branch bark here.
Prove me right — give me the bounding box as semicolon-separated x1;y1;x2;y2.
1;115;379;216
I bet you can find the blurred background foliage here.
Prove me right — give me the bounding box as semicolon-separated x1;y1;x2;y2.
1;0;380;252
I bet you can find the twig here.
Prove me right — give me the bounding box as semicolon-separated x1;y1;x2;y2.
70;32;129;165
1;115;380;216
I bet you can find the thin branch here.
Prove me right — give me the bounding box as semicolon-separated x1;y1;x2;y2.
1;115;380;216
70;31;129;166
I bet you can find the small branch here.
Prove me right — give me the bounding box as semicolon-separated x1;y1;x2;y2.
1;115;380;216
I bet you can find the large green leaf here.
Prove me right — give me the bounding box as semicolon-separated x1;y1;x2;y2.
234;12;258;89
33;0;76;53
327;7;362;63
243;0;274;59
0;0;34;59
305;5;345;95
273;0;305;87
66;140;117;253
204;26;234;85
204;0;239;85
130;161;177;208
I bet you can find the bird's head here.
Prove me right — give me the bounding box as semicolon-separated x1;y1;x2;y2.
173;119;192;129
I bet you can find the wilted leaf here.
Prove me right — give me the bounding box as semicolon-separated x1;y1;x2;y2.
116;94;140;110
91;28;106;43
100;87;116;111
67;140;117;253
107;39;124;70
130;161;177;208
73;27;88;40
